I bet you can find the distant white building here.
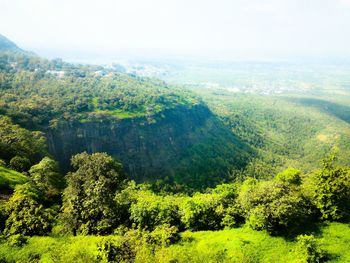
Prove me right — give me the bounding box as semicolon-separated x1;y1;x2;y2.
46;70;65;78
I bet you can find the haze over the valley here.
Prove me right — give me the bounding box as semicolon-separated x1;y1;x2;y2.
1;0;350;62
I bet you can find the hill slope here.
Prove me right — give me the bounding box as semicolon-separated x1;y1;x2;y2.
0;34;21;51
0;35;252;189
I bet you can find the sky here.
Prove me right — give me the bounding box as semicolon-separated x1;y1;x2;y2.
1;0;350;61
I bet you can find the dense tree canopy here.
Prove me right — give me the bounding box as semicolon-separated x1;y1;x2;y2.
29;157;63;202
0;116;46;168
312;152;350;221
61;152;128;235
4;183;53;236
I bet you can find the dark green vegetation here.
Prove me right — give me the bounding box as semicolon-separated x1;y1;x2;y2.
0;35;350;262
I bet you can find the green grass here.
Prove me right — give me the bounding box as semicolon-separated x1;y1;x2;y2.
0;223;349;262
154;223;350;262
0;235;107;263
156;227;297;263
0;166;28;190
319;223;350;262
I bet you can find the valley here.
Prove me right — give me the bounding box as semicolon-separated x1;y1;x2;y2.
0;34;349;263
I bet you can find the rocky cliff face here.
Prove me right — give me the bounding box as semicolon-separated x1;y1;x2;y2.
45;104;249;182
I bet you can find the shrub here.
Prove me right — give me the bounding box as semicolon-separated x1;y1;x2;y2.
237;175;313;234
130;192;181;230
220;204;244;228
6;234;27;247
0;159;6;167
312;153;350;221
275;168;302;185
295;234;327;263
96;236;136;263
148;224;180;246
4;183;53;236
29;157;63;201
9;156;31;172
180;193;223;231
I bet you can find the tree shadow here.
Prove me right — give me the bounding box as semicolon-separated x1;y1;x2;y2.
287;97;350;124
279;220;328;241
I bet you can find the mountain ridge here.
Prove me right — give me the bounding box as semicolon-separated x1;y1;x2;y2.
0;34;21;51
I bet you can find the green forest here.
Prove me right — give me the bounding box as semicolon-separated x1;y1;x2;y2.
0;35;350;263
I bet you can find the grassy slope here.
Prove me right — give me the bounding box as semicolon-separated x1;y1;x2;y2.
0;223;349;262
158;223;350;263
0;166;28;191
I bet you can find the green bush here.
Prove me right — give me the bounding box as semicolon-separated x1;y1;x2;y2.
312;153;350;221
295;234;327;263
4;183;53;236
237;175;313;234
220;204;244;228
96;236;136;263
275;168;302;185
148;224;180;246
6;234;27;247
180;193;223;231
130;192;181;230
29;157;63;201
9;156;30;173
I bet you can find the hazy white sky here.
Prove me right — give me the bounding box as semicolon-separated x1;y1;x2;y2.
1;0;350;60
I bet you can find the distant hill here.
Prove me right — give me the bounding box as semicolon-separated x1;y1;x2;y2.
0;34;21;51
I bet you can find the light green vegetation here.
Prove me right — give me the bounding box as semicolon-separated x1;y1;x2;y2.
0;223;349;262
0;166;28;190
1;35;350;262
0;52;201;127
158;223;350;263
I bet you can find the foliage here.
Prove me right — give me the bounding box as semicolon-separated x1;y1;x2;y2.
275;167;302;185
9;156;31;173
130;191;182;230
29;157;63;201
2;222;349;262
96;236;136;263
295;234;327;263
312;152;350;221
180;193;224;231
6;234;27;247
4;183;53;236
0;165;28;191
61;152;128;235
237;172;313;234
0;116;46;167
148;224;180;246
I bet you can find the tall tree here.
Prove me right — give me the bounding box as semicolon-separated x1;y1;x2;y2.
29;157;63;202
313;152;350;220
4;183;52;236
61;152;128;235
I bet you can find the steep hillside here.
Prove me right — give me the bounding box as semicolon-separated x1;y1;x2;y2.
0;36;251;189
45;104;250;188
0;34;20;51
